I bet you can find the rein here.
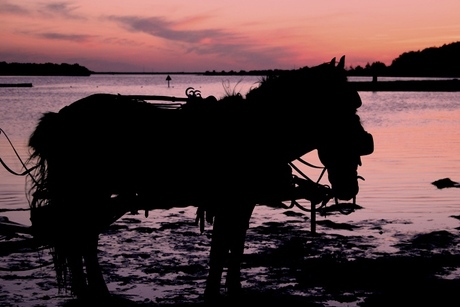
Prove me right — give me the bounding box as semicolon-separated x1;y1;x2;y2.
290;157;327;183
287;157;362;216
0;128;38;179
287;159;330;212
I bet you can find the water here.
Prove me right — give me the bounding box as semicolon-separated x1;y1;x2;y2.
0;74;263;225
0;74;459;237
348;91;460;232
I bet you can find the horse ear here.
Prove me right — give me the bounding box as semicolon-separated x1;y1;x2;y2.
330;57;336;66
337;55;345;70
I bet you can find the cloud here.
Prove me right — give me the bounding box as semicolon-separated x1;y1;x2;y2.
108;15;236;44
36;32;95;43
102;37;146;48
107;15;296;68
38;1;85;20
0;1;85;19
0;1;31;15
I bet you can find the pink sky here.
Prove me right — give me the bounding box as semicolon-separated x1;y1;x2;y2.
1;0;459;72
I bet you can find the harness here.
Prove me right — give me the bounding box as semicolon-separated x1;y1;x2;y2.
0;128;38;178
289;156;363;213
0;88;366;236
287;157;365;233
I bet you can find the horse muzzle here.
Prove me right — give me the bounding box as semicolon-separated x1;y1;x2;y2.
358;131;374;156
333;185;359;201
327;168;360;201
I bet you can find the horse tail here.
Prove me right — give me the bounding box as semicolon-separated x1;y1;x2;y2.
28;111;59;215
27;111;70;290
29;112;60;163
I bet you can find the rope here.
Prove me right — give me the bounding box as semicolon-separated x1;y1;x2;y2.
0;128;39;212
288;161;318;182
0;158;37;176
287;157;364;216
296;157;325;169
0;128;38;177
285;159;331;212
289;159;327;184
289;157;362;214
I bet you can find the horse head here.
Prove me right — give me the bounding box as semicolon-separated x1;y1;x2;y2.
244;55;373;203
314;56;374;202
317;113;374;201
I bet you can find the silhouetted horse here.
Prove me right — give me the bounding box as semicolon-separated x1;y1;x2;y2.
26;56;373;302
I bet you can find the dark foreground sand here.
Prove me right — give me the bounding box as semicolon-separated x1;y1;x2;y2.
1;205;460;307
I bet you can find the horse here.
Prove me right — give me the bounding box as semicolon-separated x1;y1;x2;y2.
26;56;374;303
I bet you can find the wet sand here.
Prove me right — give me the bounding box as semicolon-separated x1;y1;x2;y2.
1;205;460;307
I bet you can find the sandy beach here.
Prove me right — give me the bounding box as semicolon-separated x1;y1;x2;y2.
1;201;460;307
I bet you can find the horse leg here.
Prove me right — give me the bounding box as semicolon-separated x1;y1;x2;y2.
83;234;109;299
225;203;255;296
66;199;111;300
67;251;88;299
204;203;255;301
65;234;108;301
204;211;230;301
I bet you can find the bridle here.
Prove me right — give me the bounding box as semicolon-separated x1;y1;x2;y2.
286;156;365;216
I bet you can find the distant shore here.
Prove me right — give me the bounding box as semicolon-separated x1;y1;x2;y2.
2;63;460;91
0;83;33;87
350;79;460;92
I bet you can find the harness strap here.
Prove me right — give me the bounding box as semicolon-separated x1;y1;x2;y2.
0;128;39;179
296;157;324;169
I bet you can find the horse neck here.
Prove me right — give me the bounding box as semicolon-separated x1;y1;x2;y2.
278;127;320;163
254;103;322;163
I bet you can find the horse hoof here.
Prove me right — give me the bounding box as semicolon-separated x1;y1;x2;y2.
225;281;242;298
203;288;223;306
75;289;111;303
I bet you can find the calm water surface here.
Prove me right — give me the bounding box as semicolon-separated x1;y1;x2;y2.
0;75;459;236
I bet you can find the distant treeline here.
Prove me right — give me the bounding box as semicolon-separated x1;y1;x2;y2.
0;62;93;76
206;41;460;78
203;69;287;76
347;41;460;77
2;41;459;77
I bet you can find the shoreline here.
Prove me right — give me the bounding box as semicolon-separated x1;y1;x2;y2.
2;77;460;92
350;79;460;91
0;83;33;87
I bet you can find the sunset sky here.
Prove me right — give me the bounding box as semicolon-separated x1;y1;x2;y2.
1;0;459;72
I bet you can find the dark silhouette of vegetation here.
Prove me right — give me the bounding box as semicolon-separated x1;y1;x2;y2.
203;69;286;76
205;41;460;77
348;41;460;77
1;41;459;77
0;62;93;76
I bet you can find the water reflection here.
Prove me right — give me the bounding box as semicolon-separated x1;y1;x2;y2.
0;75;459;234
